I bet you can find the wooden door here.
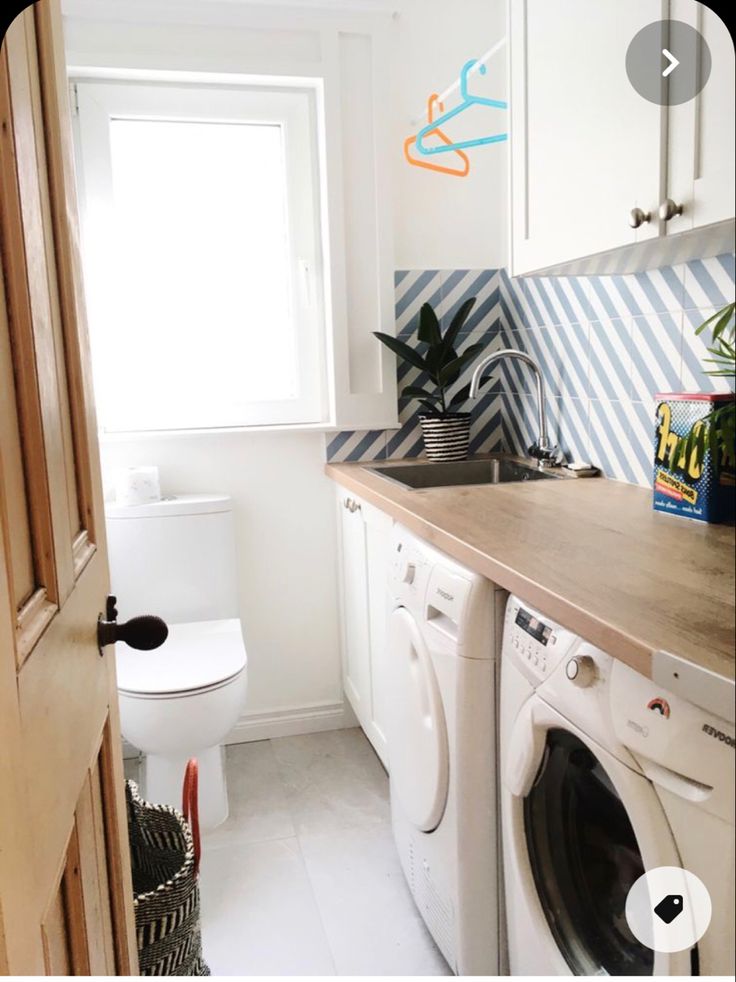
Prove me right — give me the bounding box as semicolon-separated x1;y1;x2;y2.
0;2;138;974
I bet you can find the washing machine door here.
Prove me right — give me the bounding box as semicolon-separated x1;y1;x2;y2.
387;606;449;832
503;694;692;976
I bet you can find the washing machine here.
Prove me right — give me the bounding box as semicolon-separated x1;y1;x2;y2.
386;525;503;975
500;593;735;976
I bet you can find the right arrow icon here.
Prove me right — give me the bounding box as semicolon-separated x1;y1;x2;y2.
662;48;680;77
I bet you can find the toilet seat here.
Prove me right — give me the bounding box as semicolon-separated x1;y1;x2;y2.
116;618;247;698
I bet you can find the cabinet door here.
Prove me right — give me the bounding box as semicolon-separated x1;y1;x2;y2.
667;1;735;232
509;0;663;274
336;492;372;729
364;503;392;767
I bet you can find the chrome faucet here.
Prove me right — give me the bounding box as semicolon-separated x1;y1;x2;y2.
469;348;562;467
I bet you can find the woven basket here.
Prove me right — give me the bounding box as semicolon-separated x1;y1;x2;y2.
126;764;209;976
419;413;471;461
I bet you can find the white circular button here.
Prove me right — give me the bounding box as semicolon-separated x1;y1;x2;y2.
625;867;711;953
565;655;596;687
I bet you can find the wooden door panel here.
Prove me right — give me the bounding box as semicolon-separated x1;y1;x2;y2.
0;2;138;974
0;266;36;611
41;885;72;975
18;549;112;914
76;759;116;974
0;39;59;658
4;12;77;606
35;0;102;572
38;738;120;976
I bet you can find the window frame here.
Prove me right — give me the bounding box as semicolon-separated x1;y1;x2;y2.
73;77;329;433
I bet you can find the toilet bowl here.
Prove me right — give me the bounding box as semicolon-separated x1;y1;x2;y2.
116;619;247;828
106;493;247;829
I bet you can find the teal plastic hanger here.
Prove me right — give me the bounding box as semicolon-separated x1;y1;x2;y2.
415;59;507;156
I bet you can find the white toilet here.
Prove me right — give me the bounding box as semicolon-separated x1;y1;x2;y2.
106;493;247;829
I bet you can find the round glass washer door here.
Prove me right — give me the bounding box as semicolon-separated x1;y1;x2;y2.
386;606;449;831
524;727;655;976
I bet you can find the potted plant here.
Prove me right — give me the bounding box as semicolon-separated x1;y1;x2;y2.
674;302;735;470
374;298;492;461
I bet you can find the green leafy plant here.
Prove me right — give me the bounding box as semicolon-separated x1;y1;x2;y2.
373;298;492;416
674;302;735;472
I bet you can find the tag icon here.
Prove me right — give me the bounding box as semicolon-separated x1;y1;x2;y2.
654;894;684;924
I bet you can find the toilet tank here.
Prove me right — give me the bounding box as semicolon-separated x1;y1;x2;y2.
105;494;239;624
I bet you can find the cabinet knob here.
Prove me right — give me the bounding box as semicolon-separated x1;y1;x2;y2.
659;198;684;222
628;207;651;229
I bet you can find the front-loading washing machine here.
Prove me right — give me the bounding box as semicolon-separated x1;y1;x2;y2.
386;526;505;975
500;593;735;976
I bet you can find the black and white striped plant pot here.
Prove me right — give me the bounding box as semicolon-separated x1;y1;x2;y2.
419;413;471;462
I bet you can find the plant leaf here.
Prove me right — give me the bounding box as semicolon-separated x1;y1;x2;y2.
705;305;735;342
401;385;440;401
417;303;442;346
708;418;720;475
448;374;492;408
373;332;427;373
418;400;441;414
695;303;735;336
438;342;485;385
440;298;476;356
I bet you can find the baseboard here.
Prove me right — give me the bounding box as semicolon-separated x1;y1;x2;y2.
225;699;358;745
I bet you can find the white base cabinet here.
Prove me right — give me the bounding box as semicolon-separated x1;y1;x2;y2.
335;487;392;767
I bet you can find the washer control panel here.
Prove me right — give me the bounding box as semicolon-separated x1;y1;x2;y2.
503;595;578;685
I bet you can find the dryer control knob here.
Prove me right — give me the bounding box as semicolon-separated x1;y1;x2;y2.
565;655;596;687
399;561;416;585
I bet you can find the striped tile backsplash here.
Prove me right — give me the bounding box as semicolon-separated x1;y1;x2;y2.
325;254;735;488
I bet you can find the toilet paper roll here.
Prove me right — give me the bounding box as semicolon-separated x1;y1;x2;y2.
115;466;161;506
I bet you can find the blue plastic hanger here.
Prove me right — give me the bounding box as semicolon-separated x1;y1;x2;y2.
415;59;508;156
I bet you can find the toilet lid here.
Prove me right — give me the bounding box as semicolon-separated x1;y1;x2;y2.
116;618;247;695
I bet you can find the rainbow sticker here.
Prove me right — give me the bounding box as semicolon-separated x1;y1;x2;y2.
647;697;671;718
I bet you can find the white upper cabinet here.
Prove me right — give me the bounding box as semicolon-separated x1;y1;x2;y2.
508;0;735;275
667;0;736;232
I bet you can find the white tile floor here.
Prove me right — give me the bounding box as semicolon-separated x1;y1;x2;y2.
128;728;450;976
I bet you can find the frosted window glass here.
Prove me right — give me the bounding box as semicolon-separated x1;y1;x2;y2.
101;118;297;428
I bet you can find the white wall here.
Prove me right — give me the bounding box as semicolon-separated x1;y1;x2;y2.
100;431;347;735
63;0;509;271
391;0;508;270
64;0;508;737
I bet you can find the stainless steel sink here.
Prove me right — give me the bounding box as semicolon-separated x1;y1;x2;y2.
364;456;564;490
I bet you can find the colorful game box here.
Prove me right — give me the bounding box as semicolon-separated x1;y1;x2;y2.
653;393;735;524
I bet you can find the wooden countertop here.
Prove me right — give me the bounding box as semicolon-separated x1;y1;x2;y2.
326;458;735;684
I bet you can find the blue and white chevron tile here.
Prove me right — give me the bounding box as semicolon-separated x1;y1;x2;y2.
325;253;735;485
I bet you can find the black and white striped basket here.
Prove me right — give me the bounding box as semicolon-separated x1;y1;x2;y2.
125;780;209;976
419;413;471;461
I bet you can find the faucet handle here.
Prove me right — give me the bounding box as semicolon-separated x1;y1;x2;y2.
528;443;565;468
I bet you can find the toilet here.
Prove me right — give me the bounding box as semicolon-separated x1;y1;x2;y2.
105;493;247;829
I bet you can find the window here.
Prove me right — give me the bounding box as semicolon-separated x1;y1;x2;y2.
74;81;326;431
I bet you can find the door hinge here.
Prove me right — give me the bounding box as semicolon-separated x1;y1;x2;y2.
69;81;79;117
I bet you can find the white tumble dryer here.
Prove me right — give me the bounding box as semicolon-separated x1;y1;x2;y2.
500;594;735;976
386;525;504;975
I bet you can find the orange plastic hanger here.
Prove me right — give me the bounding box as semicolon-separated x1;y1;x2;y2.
404;94;470;177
